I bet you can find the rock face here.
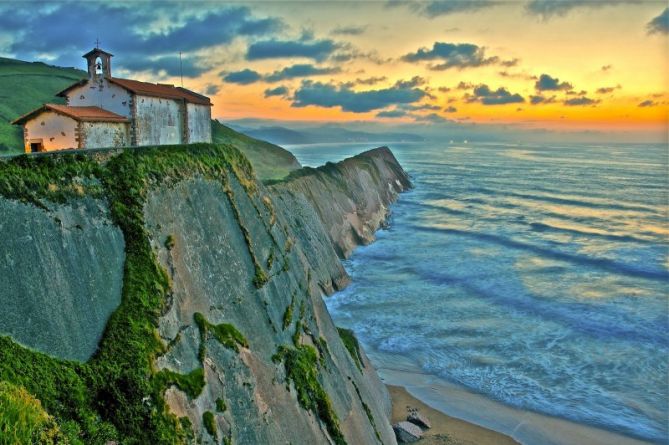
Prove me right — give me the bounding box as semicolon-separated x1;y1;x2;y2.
271;147;412;259
0;143;410;444
407;410;432;429
146;147;409;444
393;421;423;443
0;196;125;360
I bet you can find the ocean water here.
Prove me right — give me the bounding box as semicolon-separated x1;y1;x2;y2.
286;141;669;444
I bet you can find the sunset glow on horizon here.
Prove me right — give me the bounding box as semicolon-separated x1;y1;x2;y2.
1;1;667;140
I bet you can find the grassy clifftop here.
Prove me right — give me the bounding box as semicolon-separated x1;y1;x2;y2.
211;120;300;181
0;57;301;182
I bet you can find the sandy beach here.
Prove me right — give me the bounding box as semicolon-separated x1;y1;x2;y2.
378;359;653;445
389;384;520;445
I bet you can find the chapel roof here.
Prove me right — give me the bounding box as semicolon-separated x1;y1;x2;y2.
11;104;129;125
55;77;212;106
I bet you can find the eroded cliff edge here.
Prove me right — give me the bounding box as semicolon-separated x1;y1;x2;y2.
0;142;409;445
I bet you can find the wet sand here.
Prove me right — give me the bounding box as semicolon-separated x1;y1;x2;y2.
389;384;520;445
380;362;653;445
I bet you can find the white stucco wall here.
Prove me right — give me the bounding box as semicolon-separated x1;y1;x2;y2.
66;79;132;118
82;122;129;149
186;103;212;143
134;95;183;146
24;111;78;152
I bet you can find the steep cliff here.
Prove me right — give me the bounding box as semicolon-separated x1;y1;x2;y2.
0;141;409;445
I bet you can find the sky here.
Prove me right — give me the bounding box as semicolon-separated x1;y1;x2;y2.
1;0;667;142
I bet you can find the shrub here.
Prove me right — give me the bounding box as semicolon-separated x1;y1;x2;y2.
202;411;217;439
0;381;66;445
337;328;364;371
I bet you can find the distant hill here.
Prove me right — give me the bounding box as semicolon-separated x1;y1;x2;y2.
231;123;425;146
0;57;86;152
211;120;300;181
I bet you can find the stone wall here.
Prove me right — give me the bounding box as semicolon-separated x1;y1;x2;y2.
134;95;183;146
186;103;212;143
81;121;130;149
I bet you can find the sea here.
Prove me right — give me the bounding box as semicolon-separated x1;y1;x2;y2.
285;141;669;445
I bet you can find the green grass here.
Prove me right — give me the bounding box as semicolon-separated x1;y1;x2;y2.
212;120;300;181
272;345;346;445
282;293;296;330
0;57;86;152
336;328;365;372
202;411;217;439
0;143;265;444
0;381;67;445
194;312;249;355
154;369;206;400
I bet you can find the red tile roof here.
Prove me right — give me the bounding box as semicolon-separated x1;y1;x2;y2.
12;104;129;125
56;77;212;106
107;78;212;105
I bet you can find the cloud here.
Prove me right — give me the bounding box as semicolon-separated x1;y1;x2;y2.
525;1;631;20
266;64;341;82
457;81;474;90
264;86;290;98
292;80;427;112
331;25;367;35
121;54;209;78
376;110;408;118
499;70;537;80
402;42;500;70
389;0;499;18
246;38;339;61
438;86;451;92
353;76;388;86
601;64;613;72
222;69;262;84
595;85;620;94
530;95;556;104
647;7;669;35
400;103;441;111
535;74;573;91
564;96;599;106
422;0;499;17
413;113;451;123
444;106;458;113
500;58;520;67
1;4;281;76
638;99;658;107
468;84;525;105
204;84;220;95
394;76;427;88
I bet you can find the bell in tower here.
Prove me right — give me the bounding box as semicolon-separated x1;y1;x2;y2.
83;47;113;79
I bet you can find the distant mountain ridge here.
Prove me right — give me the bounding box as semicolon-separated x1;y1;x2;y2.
231;124;425;146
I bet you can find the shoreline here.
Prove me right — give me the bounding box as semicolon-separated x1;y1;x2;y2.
388;384;520;445
376;355;654;445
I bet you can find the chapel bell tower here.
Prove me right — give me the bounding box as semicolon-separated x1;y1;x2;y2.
83;47;113;79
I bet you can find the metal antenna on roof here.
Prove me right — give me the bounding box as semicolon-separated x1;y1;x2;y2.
179;51;184;88
95;38;100;49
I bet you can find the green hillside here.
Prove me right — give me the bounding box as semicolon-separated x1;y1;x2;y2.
0;58;86;152
212;120;301;181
